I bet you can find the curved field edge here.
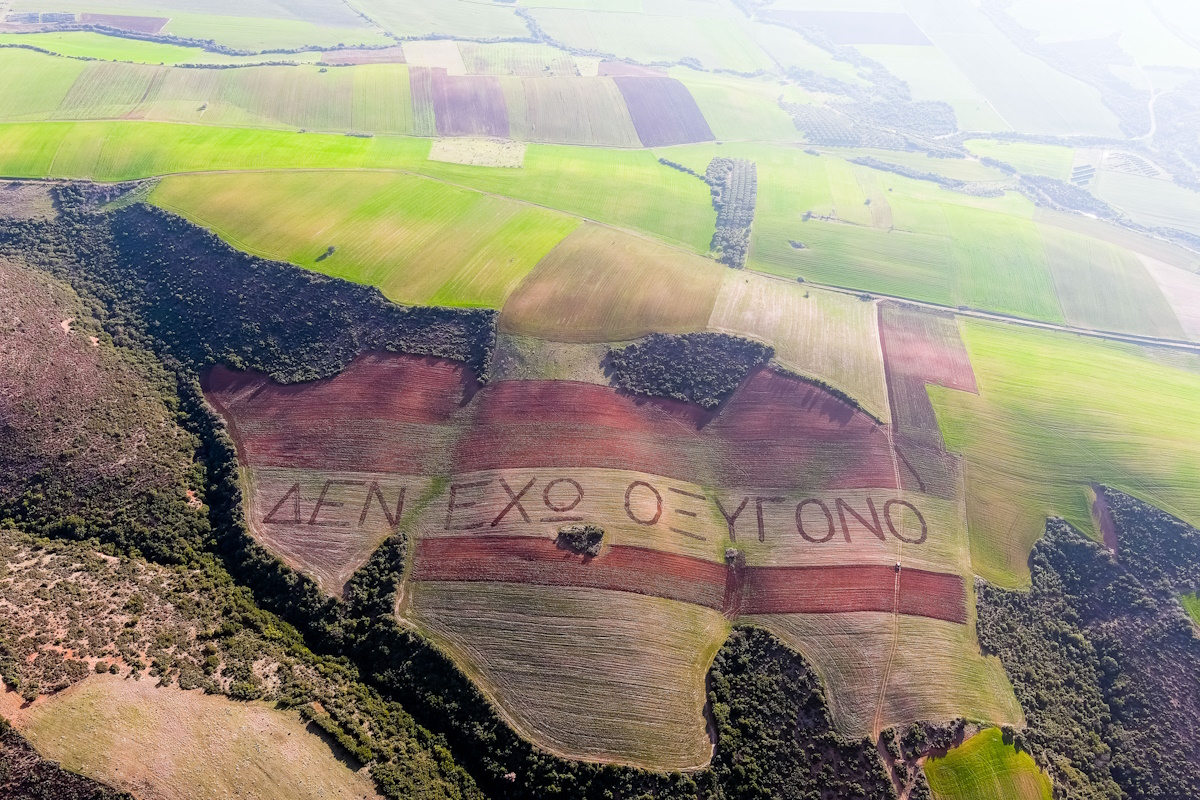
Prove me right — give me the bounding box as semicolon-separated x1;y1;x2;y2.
924;727;1052;800
403;581;729;771
150;171;581;308
930;319;1200;587
13;674;383;800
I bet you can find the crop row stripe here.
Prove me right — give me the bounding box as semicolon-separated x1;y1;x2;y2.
412;536;966;624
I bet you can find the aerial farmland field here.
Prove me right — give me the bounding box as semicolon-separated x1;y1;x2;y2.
2;2;1200;799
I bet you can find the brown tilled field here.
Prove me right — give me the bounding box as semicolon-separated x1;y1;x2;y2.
428;69;510;137
79;13;170;34
204;353;899;491
407;581;728;770
321;46;407;65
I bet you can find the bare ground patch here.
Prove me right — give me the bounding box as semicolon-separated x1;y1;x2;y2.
429;138;525;168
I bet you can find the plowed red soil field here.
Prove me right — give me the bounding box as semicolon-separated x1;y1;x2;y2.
414;536;728;609
879;303;977;498
204;354;899;491
413;535;967;623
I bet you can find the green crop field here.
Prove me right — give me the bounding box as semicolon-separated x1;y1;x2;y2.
1182;593;1200;625
0;31;321;64
1094;170;1200;237
0;121;712;249
857;45;1010;132
965;139;1075;179
354;0;529;39
10;0;392;50
1039;224;1184;337
0;48;87;121
902;0;1122;137
931;320;1200;587
417;145;717;252
925;727;1052;800
152;170;579;307
459;42;577;76
672;69;800;143
529;8;773;73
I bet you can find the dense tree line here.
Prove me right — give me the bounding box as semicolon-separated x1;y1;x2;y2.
607;333;774;409
708;626;896;800
977;493;1200;800
706;158;757;269
0;185;496;384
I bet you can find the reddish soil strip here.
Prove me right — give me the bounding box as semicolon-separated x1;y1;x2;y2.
429;68;509;137
878;302;978;498
1091;483;1119;553
878;303;977;396
708;368;899;490
453;368;898;489
896;567;968;623
203;355;900;491
203;354;466;472
612;77;713;147
413;536;967;623
413;536;728;610
762;10;929;45
322;46;406;65
744;564;967;623
79;13;169;34
598;61;666;78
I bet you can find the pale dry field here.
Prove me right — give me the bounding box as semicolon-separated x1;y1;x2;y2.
707;271;890;420
17;674;382;800
407;581;728;771
429;137;527;168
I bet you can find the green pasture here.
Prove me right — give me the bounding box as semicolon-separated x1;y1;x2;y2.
1181;593;1200;625
530;8;773;73
0;32;321;65
965;139;1075;179
9;0;390;50
353;0;529;39
655;141;1194;333
931;320;1200;587
151;170;578;308
0;121;713;250
0;50;416;134
1094;170;1200;237
670;69;799;143
925;727;1052;800
857;45;1010;132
